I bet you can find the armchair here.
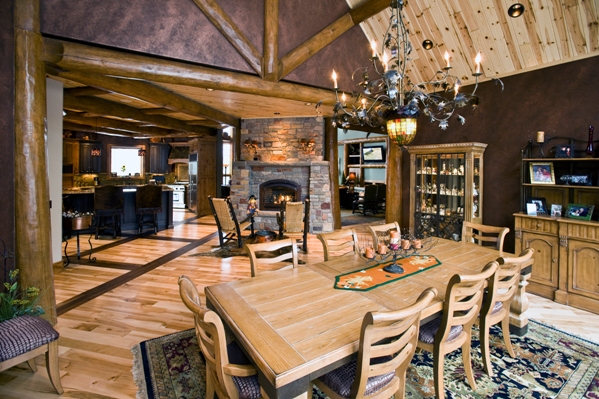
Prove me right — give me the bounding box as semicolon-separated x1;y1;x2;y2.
208;196;254;248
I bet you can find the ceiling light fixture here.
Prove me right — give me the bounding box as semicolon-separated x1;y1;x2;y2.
508;3;525;18
321;0;503;147
422;39;433;50
206;88;215;91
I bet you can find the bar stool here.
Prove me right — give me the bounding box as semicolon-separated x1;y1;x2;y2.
94;186;124;239
136;185;162;234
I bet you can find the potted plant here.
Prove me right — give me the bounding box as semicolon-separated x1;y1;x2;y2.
0;239;44;322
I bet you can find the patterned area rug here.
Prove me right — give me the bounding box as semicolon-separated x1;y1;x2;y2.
131;320;599;399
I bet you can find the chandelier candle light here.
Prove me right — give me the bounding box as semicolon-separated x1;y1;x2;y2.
324;0;503;147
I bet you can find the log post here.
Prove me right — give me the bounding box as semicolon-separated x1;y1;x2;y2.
14;0;57;323
324;119;341;230
386;142;402;227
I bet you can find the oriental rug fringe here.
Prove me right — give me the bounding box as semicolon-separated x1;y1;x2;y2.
131;320;599;399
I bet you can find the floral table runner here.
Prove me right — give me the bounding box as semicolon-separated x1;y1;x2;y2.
334;255;441;291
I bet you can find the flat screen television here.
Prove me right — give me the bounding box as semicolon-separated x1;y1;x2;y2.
362;145;386;163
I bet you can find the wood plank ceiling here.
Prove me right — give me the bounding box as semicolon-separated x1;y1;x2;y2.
43;0;599;139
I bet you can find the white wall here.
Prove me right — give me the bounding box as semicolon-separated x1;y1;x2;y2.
46;78;64;264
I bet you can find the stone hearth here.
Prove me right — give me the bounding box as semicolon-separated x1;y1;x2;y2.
230;161;332;233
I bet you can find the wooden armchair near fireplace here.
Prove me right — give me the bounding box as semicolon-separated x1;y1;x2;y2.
208;196;254;248
276;199;310;253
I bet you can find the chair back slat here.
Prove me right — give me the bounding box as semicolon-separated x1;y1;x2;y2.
367;222;400;248
211;198;237;231
284;202;304;232
462;221;509;253
317;229;359;261
245;238;298;277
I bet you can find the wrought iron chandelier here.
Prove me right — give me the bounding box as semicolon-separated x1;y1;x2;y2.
324;0;503;147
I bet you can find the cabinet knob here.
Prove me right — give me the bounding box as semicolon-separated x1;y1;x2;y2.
552;258;557;263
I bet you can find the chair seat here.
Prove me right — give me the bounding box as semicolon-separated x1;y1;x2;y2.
0;316;59;362
419;316;463;345
318;357;395;398
227;341;261;399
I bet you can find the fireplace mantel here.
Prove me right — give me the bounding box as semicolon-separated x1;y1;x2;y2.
233;160;328;167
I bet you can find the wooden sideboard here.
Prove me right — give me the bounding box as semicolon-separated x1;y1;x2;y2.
514;213;599;314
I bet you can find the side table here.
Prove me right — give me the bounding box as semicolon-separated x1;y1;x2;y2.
62;216;96;266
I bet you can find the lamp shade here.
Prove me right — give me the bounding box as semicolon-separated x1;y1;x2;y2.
386;110;418;147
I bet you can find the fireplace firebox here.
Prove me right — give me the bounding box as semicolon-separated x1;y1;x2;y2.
259;180;301;210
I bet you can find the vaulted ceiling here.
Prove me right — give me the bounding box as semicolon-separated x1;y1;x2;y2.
41;0;599;139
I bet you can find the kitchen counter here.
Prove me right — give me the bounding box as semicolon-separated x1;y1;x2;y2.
63;185;174;195
62;186;174;232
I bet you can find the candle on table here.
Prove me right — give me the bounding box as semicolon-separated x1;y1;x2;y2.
377;243;387;254
365;247;374;258
390;230;399;244
401;239;411;250
412;239;422;249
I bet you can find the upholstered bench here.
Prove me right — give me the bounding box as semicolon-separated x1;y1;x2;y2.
0;315;63;394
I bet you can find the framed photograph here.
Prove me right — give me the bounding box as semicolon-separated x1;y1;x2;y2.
527;197;549;215
566;203;595;221
529;162;555;184
526;203;537;216
550;204;562;217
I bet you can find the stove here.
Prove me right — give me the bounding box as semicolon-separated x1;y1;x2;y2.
167;184;187;208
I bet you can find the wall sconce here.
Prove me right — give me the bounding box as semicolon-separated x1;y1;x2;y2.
299;139;315;152
244;139;260;152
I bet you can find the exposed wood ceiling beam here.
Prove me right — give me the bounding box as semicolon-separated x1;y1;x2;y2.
141;108;181;115
263;0;279;82
56;70;239;127
43;38;337;105
64;111;182;136
279;0;390;77
62;93;215;136
191;0;262;76
66;87;110;97
62;121;136;138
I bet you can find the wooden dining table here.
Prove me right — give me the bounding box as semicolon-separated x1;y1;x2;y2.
204;238;533;399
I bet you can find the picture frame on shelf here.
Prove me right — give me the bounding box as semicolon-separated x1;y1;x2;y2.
526;197;549;215
566;203;594;221
550;204;562;217
529;162;555;184
526;203;537;216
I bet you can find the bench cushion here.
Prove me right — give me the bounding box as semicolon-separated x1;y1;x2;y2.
0;316;59;362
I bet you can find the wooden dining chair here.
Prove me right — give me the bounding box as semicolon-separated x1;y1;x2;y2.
417;261;498;399
367;221;400;249
477;248;534;376
209;196;254;248
461;221;509;254
314;287;437;399
317;228;359;261
244;237;298;277
178;275;263;399
276;199;310;253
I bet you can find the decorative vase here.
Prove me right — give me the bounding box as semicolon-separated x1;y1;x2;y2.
586;125;594;157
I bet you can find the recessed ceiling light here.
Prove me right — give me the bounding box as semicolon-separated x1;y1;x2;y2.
305;102;312;106
206;88;215;91
508;3;524;18
422;40;433;50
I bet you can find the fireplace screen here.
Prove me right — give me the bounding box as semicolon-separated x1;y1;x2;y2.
259;180;301;210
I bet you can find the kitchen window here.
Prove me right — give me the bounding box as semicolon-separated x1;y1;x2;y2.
109;145;146;177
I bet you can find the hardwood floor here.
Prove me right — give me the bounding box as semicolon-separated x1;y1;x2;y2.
0;209;597;398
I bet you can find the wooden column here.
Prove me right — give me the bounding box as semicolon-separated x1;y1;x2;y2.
324;118;341;230
14;0;57;323
386;142;402;227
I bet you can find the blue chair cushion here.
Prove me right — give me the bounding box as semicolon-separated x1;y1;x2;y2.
227;341;261;399
318;357;395;398
419;316;463;345
0;316;59;362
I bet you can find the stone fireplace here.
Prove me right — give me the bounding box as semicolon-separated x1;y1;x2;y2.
229;117;333;234
259;179;301;211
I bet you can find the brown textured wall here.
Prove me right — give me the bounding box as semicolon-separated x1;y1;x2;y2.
401;56;599;253
39;0;372;91
0;0;15;278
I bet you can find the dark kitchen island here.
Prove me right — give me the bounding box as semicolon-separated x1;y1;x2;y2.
62;186;174;233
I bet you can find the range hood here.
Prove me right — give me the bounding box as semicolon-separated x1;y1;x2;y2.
168;144;189;164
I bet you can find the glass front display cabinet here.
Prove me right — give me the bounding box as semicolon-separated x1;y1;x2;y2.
408;143;486;240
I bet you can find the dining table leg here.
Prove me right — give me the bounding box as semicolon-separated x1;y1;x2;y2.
510;262;532;336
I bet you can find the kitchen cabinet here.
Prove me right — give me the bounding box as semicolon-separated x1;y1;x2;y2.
150;143;170;174
63;139;79;174
514;213;599;315
408;142;486;240
79;141;102;173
